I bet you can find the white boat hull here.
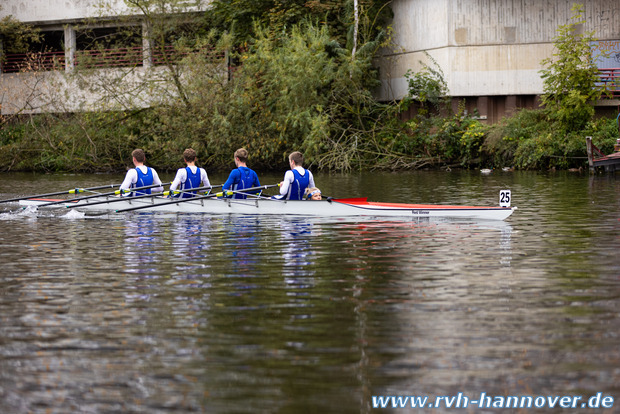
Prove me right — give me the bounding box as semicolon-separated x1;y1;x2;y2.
20;196;516;220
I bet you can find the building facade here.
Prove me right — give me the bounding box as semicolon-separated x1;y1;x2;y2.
1;0;619;121
377;0;620;122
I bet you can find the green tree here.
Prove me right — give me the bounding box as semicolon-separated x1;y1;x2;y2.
207;0;392;48
404;53;449;117
1;0;402;172
539;3;606;132
68;0;398;171
195;20;399;171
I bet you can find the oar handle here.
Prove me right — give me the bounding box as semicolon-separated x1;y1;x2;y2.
163;184;223;197
0;183;122;204
113;181;170;196
218;183;280;198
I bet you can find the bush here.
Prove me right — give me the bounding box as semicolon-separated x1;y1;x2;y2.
484;109;618;170
0;112;144;172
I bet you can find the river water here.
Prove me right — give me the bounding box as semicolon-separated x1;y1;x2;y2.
0;170;618;413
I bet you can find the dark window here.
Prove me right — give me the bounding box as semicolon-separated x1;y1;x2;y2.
2;30;65;73
75;26;143;68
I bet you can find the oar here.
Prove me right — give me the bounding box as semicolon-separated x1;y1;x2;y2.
164;184;223;198
0;183;122;204
66;184;223;209
32;182;172;208
114;184;280;213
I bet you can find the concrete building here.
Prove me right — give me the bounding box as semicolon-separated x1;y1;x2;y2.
377;0;620;122
1;0;619;122
0;0;214;114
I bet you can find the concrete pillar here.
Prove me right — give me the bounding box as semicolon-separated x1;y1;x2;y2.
477;96;489;122
506;95;517;115
533;95;543;109
142;21;152;68
64;25;76;71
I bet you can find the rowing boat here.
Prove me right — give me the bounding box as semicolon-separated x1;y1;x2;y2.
19;195;516;220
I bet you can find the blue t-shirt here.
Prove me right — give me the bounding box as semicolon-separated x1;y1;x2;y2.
223;167;260;199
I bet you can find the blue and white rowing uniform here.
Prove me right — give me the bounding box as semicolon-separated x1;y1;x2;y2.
278;166;315;200
170;166;211;198
135;167;153;195
222;166;260;199
120;165;164;197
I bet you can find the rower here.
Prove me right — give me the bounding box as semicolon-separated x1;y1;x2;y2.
169;148;211;198
274;151;316;200
222;148;261;199
119;149;164;197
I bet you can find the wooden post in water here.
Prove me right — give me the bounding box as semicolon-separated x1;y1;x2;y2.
586;136;594;173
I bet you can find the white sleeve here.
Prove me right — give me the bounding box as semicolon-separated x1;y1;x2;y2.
170;168;186;191
308;171;315;188
120;169;137;191
200;168;211;188
279;170;294;195
151;169;164;193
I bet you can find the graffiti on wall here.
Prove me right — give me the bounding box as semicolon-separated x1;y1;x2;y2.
592;40;620;68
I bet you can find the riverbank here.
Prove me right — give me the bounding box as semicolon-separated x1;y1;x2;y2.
1;109;618;174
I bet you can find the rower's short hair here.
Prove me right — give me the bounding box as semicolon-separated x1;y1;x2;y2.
234;148;248;163
183;148;197;162
289;151;304;166
132;149;146;163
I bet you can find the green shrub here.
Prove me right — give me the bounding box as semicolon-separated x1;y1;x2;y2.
484;109;618;170
539;3;607;133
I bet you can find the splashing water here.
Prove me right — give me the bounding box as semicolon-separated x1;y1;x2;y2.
62;209;85;220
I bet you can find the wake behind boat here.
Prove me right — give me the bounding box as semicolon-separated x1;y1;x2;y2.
18;192;516;220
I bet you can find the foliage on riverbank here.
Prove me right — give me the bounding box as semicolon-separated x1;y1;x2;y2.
2;103;616;173
484;110;618;170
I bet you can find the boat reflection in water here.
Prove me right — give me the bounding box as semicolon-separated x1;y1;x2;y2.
124;214;159;276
